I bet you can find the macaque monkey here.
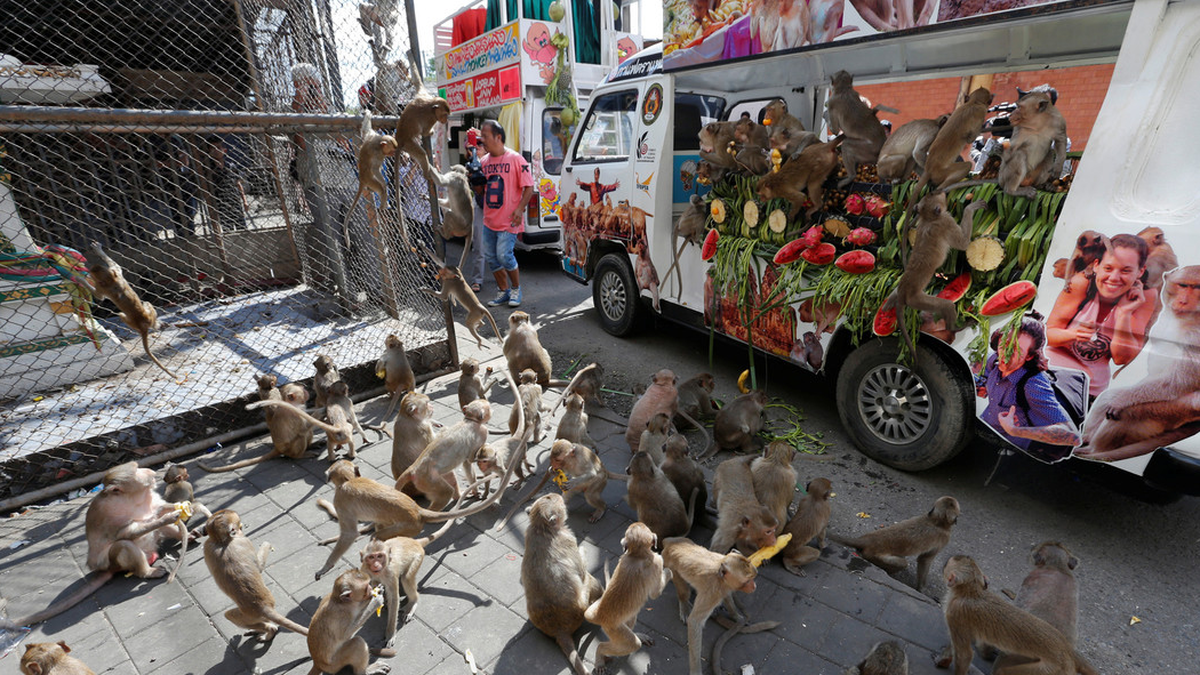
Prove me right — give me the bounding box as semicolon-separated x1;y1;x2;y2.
845;640;908;675
555;393;594;446
762;97;809;154
751;441;797;527
802;330;824;369
1076;266;1200;460
499;438;613;529
474;433;535;499
626;369;708;453
162;464;212;525
396;90;451;183
306;569;394;675
2;462;187;629
662;434;710;531
876;115;948;183
510;368;545;444
522;493;602;675
435;165;476;258
504;311;555;388
780;477;832;576
457;358;494;410
998;90;1067;197
886;195;985;361
84;241;176;380
201;376;313;472
375;334;414;424
705;389;768;456
1138;226;1178;290
663;195;709;299
203;510;309;641
675;373;717;424
698;121;739;170
941;555;1096;675
313;457;518;580
422;260;501;349
341;111;398;247
551;361;606;415
637;412;673;465
1059;230;1110;292
757;135;844;220
696;159;727;186
626;451;695;542
824;70;887;186
358;498;462;643
831;495;960;591
662;537;762;675
991;542;1082;671
19;642;95;675
769;125;820;158
584;522;673;673
389;391;435;483
710;456;779;555
910;87;992;201
248;381;365;461
393;398;493;509
731;118;772;175
313;354;341;408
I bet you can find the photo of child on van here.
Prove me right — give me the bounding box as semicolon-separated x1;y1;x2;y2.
978;311;1085;463
1073;264;1200;463
1045;232;1160;398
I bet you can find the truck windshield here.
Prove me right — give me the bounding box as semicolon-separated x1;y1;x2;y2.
573;89;639;162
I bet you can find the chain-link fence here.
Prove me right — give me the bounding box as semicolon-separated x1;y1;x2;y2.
0;0;453;507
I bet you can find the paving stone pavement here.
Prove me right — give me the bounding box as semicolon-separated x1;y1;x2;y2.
0;337;983;675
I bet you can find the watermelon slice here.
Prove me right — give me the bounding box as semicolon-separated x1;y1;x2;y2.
773;238;809;265
980;280;1038;316
701;229;720;261
835;250;876;274
800;242;836;265
873;304;897;336
937;272;973;302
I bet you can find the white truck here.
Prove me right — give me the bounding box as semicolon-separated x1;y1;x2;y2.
558;0;1200;495
430;0;646;250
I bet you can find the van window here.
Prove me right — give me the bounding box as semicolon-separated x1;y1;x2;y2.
727;99;772;125
542;109;567;175
674;94;725;151
573;89;639;162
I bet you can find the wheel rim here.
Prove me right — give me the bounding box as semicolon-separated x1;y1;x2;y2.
598;269;626;323
856;362;932;445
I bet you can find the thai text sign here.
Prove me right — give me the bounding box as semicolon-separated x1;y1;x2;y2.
440;65;522;113
442;22;521;82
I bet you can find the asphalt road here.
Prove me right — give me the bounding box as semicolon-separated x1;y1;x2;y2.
499;247;1199;674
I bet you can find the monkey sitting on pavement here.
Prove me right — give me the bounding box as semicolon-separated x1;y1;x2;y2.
19;641;96;675
710;455;779;555
204;510;309;642
313;354;341;408
84;241;177;380
247;381;369;462
162;464;212;532
306;569;394;675
750;440;797;527
705;389;768;457
510;368;546;444
457;358;495;410
626;451;695;543
779;477;833;577
991;541;1083;670
830;495;960;592
941;555;1096;675
845;640;908;675
584;522;673;674
374;334;414;425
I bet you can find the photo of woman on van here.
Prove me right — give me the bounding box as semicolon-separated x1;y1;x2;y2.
978;311;1083;462
1046;233;1159;398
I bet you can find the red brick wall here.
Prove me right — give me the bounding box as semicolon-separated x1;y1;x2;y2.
856;64;1114;152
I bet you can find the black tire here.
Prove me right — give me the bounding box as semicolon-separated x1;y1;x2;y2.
592;253;645;336
835;338;974;471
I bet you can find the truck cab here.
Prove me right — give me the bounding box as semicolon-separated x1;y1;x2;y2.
431;0;647;250
559;0;1200;495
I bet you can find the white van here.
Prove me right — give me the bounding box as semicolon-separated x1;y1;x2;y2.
559;0;1200;495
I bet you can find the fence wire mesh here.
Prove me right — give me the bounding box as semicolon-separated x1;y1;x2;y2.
0;0;454;505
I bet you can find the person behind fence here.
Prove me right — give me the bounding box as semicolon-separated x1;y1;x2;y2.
478;119;534;308
458;132;487;292
978;311;1082;456
206;135;247;232
396;156;439;287
1046;232;1158;398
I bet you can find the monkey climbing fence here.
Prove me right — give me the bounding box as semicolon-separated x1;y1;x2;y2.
0;0;451;507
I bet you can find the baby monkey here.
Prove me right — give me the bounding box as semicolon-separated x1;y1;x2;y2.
162;464;212;530
19;641;95;675
341;111;398;247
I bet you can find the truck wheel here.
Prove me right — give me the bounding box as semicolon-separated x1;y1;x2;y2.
836;338;973;471
593;253;644;336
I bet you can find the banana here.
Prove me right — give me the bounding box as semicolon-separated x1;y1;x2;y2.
737;369;751;393
747;533;793;567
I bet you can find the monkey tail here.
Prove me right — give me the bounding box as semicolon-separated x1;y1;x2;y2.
604;469;629;482
315;498;339;520
140;330;179;381
827;532;863;549
247;401;340;436
685;487;699;530
554;632;588;675
1073;650;1099;675
676;409;712;455
263;607;310;636
712;619;780;675
495;467;554;531
483;308;502;345
5;570;114;628
198;449;282;473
